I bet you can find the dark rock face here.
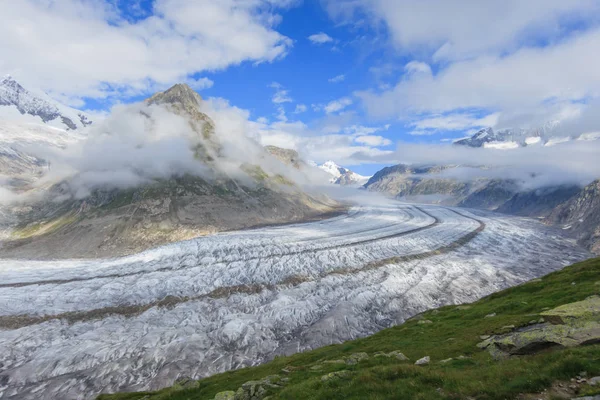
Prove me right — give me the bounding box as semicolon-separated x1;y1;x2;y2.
458;180;519;210
545;180;600;254
496;185;581;217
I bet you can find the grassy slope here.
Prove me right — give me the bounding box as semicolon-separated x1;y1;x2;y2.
99;258;600;400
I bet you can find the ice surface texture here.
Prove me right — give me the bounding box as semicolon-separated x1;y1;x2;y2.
0;202;589;399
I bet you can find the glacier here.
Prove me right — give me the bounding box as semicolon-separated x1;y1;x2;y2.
0;201;590;399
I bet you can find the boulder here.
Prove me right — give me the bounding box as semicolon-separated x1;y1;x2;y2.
233;375;284;400
321;370;352;382
373;350;408;360
235;381;267;400
345;352;369;365
415;356;430;366
588;376;600;386
214;391;236;400
541;295;600;325
479;298;600;359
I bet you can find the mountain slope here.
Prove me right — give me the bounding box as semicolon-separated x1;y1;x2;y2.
0;84;342;259
546;179;600;254
319;160;370;186
364;164;473;204
0;75;92;130
100;257;600;400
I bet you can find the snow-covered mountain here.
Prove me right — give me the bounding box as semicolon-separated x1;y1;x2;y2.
0;75;92;130
454;124;599;149
318;160;370;186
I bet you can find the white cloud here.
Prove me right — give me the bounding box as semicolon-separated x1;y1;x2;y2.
328;74;346;83
357;28;600;118
0;0;294;101
269;82;293;104
185;77;215;91
294;104;307;114
308;32;334;44
408;112;500;135
323;97;353;114
354;135;392;146
404;61;431;75
323;0;599;61
255;120;393;165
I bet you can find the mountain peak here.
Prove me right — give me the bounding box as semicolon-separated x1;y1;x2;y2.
1;74;15;83
318;160;370;186
146;83;203;108
0;76;91;130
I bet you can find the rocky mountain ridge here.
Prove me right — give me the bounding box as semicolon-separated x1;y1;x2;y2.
0;83;342;259
454;125;600;149
0;75;92;130
363;164;600;253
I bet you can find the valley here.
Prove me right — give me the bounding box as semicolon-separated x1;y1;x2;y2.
0;201;589;399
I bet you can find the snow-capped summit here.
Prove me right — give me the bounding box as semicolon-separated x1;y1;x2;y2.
318;160;371;186
0;75;92;130
454;123;598;149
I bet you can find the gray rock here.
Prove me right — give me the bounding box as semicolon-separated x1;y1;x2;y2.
345;352;369;365
415;356;430;366
373;350;408;361
321;370;351;382
589;376;600;386
541;296;600;325
440;358;453;364
477;299;600;359
485;313;496;318
235;380;267;400
214;391;236;400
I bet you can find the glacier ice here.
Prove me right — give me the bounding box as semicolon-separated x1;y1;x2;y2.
0;202;590;399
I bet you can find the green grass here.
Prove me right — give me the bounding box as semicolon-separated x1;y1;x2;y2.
98;257;600;400
11;213;79;239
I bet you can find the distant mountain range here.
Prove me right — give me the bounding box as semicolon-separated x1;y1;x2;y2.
318;160;370;186
454;126;600;148
0;75;92;130
363;162;600;254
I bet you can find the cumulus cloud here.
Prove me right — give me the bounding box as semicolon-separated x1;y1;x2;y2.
0;0;294;101
294;104;307;114
358;29;600;118
409;112;500;135
328;74;346;83
323;0;599;60
308;32;334;44
323;97;353;114
354;135;392;146
269;82;293;104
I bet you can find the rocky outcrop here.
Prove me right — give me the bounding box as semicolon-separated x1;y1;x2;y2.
264;146;303;169
545;180;600;254
211;375;287;400
478;296;600;360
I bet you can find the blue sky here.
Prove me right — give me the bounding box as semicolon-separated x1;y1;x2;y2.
3;0;600;175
